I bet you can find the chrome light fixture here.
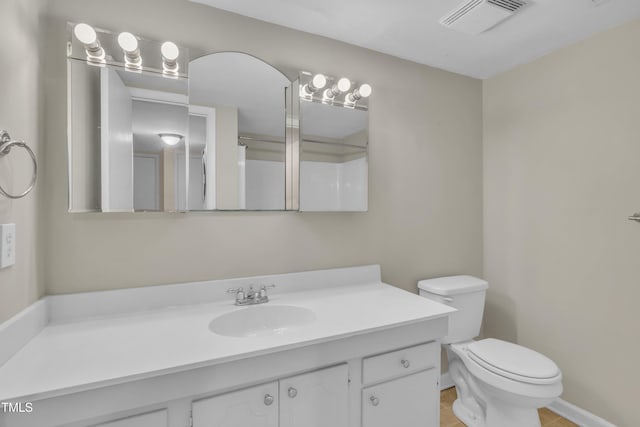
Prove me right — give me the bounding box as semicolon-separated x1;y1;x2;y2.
159;133;183;146
68;23;188;78
73;23;105;64
300;71;371;110
118;32;142;70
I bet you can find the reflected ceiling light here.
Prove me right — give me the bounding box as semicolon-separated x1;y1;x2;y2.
118;32;142;69
161;41;180;75
346;83;372;103
73;23;105;63
302;74;327;96
159;133;183;146
323;77;352;101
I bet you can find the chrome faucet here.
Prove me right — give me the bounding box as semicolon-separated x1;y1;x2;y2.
227;284;276;305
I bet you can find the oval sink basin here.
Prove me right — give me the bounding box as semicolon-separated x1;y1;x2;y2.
209;305;316;337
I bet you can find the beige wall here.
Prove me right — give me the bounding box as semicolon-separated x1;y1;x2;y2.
484;19;640;427
0;0;45;322
41;0;483;297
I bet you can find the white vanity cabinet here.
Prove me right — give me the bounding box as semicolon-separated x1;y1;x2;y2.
0;267;454;427
192;382;279;427
191;365;348;427
279;364;349;427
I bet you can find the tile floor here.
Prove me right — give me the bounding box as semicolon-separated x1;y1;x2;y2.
440;387;578;427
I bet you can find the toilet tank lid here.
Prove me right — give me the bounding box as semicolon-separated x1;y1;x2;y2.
418;275;488;296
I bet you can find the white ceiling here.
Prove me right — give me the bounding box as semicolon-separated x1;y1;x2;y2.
190;0;640;79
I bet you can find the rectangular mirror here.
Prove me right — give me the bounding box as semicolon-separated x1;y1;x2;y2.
298;73;369;212
67;24;189;213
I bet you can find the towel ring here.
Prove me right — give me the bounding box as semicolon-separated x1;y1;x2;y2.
0;130;38;199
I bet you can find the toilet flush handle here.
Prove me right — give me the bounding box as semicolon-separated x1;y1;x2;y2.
442;297;453;303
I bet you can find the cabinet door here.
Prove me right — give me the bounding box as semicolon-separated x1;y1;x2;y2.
192;381;278;427
362;368;439;427
280;364;349;427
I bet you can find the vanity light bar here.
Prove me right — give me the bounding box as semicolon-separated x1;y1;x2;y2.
67;22;188;78
299;71;371;110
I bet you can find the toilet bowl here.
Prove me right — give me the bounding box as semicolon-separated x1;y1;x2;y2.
447;339;562;427
418;276;563;427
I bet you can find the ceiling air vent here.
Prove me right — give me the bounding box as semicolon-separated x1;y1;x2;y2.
440;0;527;35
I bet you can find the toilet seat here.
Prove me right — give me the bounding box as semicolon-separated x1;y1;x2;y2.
466;339;562;385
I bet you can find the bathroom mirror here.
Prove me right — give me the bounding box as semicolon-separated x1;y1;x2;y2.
67;23;369;214
299;74;369;212
67;23;190;213
188;52;293;210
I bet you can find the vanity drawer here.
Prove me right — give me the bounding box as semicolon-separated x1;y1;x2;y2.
94;409;168;427
362;341;439;385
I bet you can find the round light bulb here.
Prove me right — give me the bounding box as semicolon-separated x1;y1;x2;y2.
74;23;97;46
311;74;327;90
161;41;179;61
358;83;372;98
337;78;351;92
117;32;138;53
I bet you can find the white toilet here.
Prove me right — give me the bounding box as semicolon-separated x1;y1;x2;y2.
418;276;563;427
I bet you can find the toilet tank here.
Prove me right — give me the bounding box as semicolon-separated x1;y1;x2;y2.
418;276;488;344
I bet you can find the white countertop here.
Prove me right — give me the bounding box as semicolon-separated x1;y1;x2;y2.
0;267;454;402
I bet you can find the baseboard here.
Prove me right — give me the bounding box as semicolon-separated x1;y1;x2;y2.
548;398;617;427
440;372;454;390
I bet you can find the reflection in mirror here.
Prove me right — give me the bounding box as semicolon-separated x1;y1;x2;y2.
67;62;189;212
189;52;291;210
67;23;189;213
299;75;369;212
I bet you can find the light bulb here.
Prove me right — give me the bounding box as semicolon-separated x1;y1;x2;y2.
358;83;372;98
73;23;104;62
74;23;97;46
336;78;351;93
161;41;179;61
117;32;138;53
311;74;327;90
117;32;141;68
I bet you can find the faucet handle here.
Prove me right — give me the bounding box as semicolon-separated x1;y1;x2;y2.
227;287;245;304
259;284;276;299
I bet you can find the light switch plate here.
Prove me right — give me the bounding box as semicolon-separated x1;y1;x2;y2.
0;223;16;269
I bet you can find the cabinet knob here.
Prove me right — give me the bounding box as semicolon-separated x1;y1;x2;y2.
288;387;298;398
264;394;274;406
401;359;410;369
370;395;380;406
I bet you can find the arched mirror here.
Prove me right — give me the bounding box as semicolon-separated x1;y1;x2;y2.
188;52;293;210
